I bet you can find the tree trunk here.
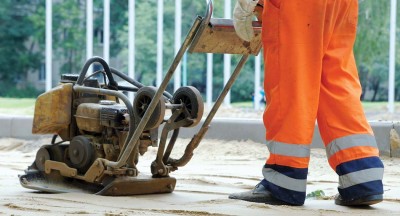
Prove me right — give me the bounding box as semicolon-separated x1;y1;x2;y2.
359;67;368;101
370;77;380;102
395;88;400;101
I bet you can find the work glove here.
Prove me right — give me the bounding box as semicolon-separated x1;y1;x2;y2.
233;0;259;41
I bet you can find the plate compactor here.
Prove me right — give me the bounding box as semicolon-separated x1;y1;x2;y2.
19;1;262;196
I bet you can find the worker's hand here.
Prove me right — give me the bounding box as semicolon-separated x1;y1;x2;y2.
233;0;259;42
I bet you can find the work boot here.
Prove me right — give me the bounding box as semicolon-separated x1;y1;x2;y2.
228;181;294;205
334;194;383;206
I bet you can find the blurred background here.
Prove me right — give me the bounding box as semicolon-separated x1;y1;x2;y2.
0;0;399;119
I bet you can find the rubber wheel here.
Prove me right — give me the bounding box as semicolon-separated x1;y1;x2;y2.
68;136;95;173
133;86;166;130
48;145;64;162
35;146;50;172
172;86;204;127
34;144;65;171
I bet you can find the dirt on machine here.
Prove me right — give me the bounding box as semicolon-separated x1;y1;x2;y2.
19;1;262;196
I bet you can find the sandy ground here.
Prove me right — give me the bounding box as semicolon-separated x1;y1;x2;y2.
0;137;399;216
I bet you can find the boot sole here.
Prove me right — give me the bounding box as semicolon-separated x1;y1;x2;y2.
335;194;383;206
229;193;300;206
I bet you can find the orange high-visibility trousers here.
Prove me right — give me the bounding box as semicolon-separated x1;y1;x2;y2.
261;0;384;205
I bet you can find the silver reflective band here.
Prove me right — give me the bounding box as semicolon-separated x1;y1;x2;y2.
262;168;307;192
266;140;310;158
325;134;377;158
338;168;384;189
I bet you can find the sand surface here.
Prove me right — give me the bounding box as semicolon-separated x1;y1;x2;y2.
0;137;399;216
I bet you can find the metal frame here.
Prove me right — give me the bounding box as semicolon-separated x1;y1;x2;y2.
20;0;263;195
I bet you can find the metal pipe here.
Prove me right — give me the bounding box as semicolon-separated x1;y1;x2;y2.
86;0;93;73
45;0;52;91
156;0;164;86
117;86;139;92
162;129;180;164
110;67;144;88
128;0;136;102
165;104;183;109
389;0;397;113
223;0;232;107
206;53;213;109
77;57;117;88
174;0;182;91
103;0;110;63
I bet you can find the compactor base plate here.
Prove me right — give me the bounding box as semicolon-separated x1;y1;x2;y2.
19;170;176;196
97;175;176;196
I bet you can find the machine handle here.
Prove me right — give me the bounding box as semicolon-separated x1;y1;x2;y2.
77;56;118;89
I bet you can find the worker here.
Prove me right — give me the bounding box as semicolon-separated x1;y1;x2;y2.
229;0;384;206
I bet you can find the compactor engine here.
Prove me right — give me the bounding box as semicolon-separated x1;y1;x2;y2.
19;0;262;195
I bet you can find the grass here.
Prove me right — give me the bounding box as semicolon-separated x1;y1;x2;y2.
0;98;36;109
0;97;399;116
361;101;392;111
231;101;254;108
0;97;36;115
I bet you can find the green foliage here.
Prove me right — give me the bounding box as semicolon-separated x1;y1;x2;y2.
306;190;327;200
0;0;41;91
0;0;399;101
0;97;36;108
0;97;36;115
1;84;41;98
52;1;86;74
93;0;128;58
355;0;391;101
129;0;158;84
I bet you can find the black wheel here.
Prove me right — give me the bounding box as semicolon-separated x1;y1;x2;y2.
172;86;204;127
35;146;50;172
48;145;64;162
68;136;95;173
34;145;65;171
133;86;166;130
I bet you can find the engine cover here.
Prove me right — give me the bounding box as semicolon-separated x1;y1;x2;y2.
100;102;127;128
75;101;127;133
